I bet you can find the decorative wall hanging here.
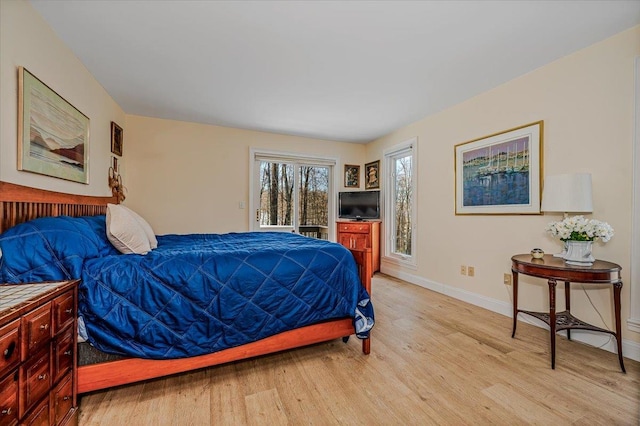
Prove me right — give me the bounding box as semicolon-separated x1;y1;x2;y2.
111;121;123;156
344;164;360;188
365;160;380;189
454;121;543;215
108;156;126;202
18;67;90;184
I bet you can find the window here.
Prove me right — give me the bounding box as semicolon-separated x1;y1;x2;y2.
630;57;640;333
384;138;417;266
251;150;335;240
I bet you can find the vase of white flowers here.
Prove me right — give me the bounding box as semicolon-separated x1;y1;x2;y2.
546;215;614;266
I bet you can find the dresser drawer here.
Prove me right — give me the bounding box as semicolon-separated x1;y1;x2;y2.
22;303;52;358
0;371;19;426
53;373;73;426
20;396;49;426
53;328;73;384
0;281;78;426
19;347;50;418
0;320;20;377
52;292;74;335
338;223;371;233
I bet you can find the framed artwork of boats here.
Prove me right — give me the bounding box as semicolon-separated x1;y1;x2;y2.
18;67;90;184
454;121;543;215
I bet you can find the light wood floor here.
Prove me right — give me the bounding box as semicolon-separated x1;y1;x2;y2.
78;274;640;425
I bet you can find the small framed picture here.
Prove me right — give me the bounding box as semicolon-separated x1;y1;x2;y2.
111;121;123;156
344;164;360;188
365;160;380;189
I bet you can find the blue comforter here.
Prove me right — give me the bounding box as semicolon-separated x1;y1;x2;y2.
0;216;373;359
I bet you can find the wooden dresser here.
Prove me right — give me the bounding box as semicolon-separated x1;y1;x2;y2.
0;280;78;426
337;221;380;273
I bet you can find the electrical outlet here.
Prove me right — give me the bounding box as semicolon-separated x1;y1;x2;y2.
503;273;512;285
460;265;467;275
468;266;475;277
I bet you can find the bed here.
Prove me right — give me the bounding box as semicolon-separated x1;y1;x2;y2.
0;181;373;393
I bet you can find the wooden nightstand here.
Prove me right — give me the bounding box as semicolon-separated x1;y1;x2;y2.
0;280;79;425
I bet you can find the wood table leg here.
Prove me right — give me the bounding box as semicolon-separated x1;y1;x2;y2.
511;271;519;338
613;282;626;373
564;281;571;341
549;279;557;369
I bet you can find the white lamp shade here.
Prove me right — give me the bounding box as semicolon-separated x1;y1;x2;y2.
541;173;593;213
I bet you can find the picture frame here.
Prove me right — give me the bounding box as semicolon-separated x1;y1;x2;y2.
111;121;123;156
344;164;360;188
365;160;380;190
18;66;90;184
454;121;543;215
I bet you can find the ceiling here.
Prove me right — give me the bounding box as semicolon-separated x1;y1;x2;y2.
30;1;640;144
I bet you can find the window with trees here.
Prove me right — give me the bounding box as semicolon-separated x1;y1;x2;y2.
251;151;335;240
384;139;416;265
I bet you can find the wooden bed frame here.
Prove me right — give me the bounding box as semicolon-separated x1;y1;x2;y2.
0;181;372;394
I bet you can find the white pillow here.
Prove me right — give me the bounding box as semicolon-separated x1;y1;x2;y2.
106;204;151;254
121;205;158;249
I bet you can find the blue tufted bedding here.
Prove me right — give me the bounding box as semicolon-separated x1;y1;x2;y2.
0;216;373;359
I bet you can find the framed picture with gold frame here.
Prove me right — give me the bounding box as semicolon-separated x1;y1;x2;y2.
454;121;543;215
18;66;90;184
344;164;360;188
365;160;380;189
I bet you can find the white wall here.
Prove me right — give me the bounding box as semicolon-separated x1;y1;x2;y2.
0;0;124;195
125;115;366;234
367;26;640;351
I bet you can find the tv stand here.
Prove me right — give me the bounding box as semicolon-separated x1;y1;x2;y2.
337;221;380;274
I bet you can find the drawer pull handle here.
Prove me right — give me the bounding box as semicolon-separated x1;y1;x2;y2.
64;350;73;356
63;396;71;401
1;408;11;415
3;342;15;359
38;373;47;380
39;324;49;330
65;308;73;314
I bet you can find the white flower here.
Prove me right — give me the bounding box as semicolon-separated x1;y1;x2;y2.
546;215;614;243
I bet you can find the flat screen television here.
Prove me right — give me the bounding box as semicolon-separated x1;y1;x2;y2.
338;190;380;220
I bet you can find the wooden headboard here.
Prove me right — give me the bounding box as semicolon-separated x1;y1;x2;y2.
0;181;117;233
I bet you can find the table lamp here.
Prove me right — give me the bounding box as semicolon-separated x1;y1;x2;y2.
541;173;593;256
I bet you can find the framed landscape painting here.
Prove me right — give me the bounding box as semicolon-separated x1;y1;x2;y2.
18;67;90;184
454;121;543;215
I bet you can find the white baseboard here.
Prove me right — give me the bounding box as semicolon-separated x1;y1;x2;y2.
380;264;640;364
628;317;640;334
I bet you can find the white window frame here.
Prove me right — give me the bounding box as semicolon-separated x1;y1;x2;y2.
383;137;417;268
249;148;337;239
629;56;640;333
